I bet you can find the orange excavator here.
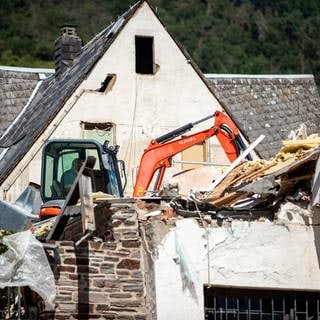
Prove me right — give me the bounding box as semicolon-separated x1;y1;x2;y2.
39;111;249;219
133;111;250;197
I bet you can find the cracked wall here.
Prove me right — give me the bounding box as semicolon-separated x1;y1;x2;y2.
153;217;320;320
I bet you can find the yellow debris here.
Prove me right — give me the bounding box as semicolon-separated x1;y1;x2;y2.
281;136;320;153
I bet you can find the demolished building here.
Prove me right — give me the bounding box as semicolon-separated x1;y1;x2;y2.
0;0;320;319
2;134;317;319
158;135;320;319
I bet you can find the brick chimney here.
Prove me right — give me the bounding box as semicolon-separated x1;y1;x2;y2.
54;24;82;79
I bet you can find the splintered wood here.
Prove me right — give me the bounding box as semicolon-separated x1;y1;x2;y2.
196;163;247;201
194;142;320;207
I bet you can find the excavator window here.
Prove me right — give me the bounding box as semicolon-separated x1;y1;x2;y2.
41;140;123;202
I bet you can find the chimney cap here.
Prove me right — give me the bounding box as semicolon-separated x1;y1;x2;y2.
59;24;77;36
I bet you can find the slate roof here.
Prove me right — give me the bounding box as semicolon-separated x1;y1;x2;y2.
0;1;142;185
0;66;53;137
205;74;320;159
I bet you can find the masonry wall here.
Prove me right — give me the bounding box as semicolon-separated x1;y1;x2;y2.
153;217;320;320
41;202;155;320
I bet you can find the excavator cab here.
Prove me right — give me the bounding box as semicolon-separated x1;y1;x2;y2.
40;139;125;208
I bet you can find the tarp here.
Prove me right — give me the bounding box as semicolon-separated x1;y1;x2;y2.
0;230;55;310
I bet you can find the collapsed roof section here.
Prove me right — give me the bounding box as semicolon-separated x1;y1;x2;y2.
169;134;320;222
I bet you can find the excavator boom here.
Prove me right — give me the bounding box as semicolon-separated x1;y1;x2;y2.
133;111;249;197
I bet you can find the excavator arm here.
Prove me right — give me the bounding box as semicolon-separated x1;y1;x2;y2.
133;111;250;197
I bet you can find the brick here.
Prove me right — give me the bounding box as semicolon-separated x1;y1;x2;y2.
92;279;120;289
59;265;76;273
102;242;117;250
112;300;142;308
109;307;136;313
58;303;77;312
88;292;107;304
116;269;130;276
117;259;140;270
69;273;80;280
134;315;147;320
103;256;120;263
123;285;144;293
105;249;131;258
101;312;118;319
96;303;110;312
63;257;77;264
121;240;140;248
109;293;132;299
100;263;115;274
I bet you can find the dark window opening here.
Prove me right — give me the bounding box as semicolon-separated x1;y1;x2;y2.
135;36;154;74
204;287;320;320
81;122;115;146
98;74;116;93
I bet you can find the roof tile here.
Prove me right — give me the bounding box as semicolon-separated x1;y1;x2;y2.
206;75;320;158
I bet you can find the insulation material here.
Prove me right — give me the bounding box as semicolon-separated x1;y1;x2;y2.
280;135;320;153
0;230;55;310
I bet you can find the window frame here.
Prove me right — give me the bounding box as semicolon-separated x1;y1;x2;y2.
204;286;320;320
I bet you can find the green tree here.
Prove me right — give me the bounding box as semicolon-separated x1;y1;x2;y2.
0;0;319;85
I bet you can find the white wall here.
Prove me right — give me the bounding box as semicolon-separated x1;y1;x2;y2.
154;218;320;320
1;2;229;200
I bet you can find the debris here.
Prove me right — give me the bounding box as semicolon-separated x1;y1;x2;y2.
165;130;320;223
276;201;311;224
205;134;265;192
145;210;162;218
281;137;320;153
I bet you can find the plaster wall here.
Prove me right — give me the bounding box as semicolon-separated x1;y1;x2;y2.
154;218;320;320
52;3;226;191
2;2;229;200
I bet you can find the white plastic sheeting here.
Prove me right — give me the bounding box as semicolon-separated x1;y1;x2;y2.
174;223;200;300
0;230;55;310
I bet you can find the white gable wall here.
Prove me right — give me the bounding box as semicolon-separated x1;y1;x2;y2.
1;2;231;200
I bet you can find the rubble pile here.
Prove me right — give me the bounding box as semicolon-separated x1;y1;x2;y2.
170;135;320;221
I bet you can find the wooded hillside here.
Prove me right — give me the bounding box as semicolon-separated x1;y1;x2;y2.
0;0;319;83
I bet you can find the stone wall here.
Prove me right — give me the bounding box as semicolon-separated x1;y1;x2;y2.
41;201;155;320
